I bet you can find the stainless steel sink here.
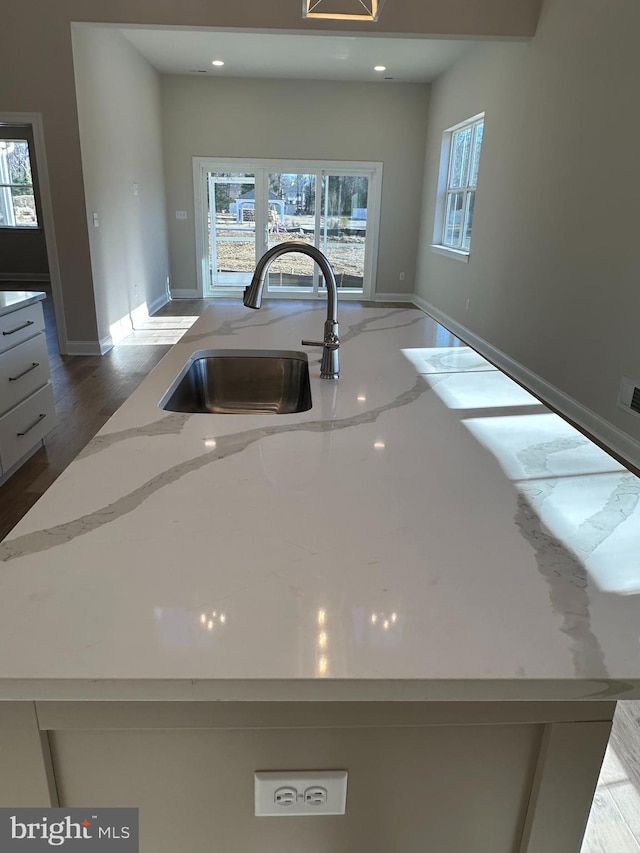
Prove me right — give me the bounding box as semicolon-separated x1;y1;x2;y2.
159;349;312;415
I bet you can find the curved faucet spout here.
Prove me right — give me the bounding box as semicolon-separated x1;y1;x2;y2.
243;241;340;379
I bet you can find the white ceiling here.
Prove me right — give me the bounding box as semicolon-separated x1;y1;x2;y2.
120;28;473;83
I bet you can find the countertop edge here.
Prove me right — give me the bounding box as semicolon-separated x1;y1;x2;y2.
0;678;638;703
0;290;46;316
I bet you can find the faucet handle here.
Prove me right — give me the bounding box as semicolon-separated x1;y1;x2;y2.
302;339;339;350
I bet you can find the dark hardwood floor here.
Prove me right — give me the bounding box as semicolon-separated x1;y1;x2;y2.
0;288;208;542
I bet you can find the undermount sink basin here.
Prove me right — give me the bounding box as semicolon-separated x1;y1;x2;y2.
159;349;312;415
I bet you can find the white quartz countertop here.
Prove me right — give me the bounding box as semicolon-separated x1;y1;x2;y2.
1;302;639;702
0;290;45;317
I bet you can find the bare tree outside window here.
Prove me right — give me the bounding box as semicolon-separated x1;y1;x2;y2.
0;139;38;227
441;117;483;252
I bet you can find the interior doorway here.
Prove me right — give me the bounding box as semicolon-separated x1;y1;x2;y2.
0;113;67;354
194;157;382;300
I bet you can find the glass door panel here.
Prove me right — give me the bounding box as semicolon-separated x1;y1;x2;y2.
320;174;369;292
207;173;257;293
265;173;317;294
196;158;379;299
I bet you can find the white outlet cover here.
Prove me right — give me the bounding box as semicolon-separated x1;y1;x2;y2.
176;210;188;220
254;770;347;817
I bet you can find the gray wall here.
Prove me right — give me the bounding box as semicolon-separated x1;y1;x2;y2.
0;0;538;351
72;26;169;346
415;0;640;441
160;76;429;296
0;125;49;280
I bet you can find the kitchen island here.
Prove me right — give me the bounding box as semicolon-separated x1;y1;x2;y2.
1;301;639;852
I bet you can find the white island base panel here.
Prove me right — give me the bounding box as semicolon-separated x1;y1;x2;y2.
0;700;615;853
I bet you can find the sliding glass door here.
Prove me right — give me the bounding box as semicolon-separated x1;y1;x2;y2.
206;172;260;291
319;172;369;293
265;172;316;295
194;158;382;300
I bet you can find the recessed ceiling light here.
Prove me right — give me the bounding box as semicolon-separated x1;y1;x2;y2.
211;60;225;67
374;65;386;72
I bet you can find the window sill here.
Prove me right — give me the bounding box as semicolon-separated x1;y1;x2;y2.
430;245;470;263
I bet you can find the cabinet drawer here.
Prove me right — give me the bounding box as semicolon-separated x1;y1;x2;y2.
0;303;45;355
0;384;56;473
0;333;50;416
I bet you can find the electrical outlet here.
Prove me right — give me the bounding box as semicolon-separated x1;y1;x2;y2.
274;787;297;806
176;210;188;220
254;771;347;816
92;212;99;228
304;786;328;805
399;271;405;281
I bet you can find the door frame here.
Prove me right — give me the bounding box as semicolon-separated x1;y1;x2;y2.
193;156;383;301
0;112;68;354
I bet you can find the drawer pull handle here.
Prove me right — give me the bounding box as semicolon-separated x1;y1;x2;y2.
17;413;46;436
2;319;34;336
9;362;39;381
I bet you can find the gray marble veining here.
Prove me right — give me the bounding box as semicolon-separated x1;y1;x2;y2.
0;377;429;564
79;413;191;458
180;305;321;345
514;492;609;678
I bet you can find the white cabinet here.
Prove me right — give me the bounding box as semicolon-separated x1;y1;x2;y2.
0;302;45;350
0;297;56;483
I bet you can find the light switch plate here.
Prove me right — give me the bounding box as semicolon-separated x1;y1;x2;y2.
175;210;188;220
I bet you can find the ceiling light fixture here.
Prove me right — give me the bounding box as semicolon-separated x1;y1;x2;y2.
374;65;386;72
211;59;225;67
303;0;385;22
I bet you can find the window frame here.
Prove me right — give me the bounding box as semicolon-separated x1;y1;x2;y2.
0;137;40;229
432;113;484;261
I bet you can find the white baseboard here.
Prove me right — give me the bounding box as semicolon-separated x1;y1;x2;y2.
170;289;201;299
373;292;418;304
100;336;114;355
68;296;168;356
415;296;640;471
0;272;50;283
169;290;417;304
147;293;170;315
65;340;108;356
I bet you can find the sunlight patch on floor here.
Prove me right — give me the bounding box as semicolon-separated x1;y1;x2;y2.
119;316;198;346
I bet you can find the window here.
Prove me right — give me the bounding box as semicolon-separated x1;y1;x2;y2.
437;115;484;254
0;139;38;228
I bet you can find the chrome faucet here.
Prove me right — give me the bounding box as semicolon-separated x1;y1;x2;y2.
243;241;340;379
